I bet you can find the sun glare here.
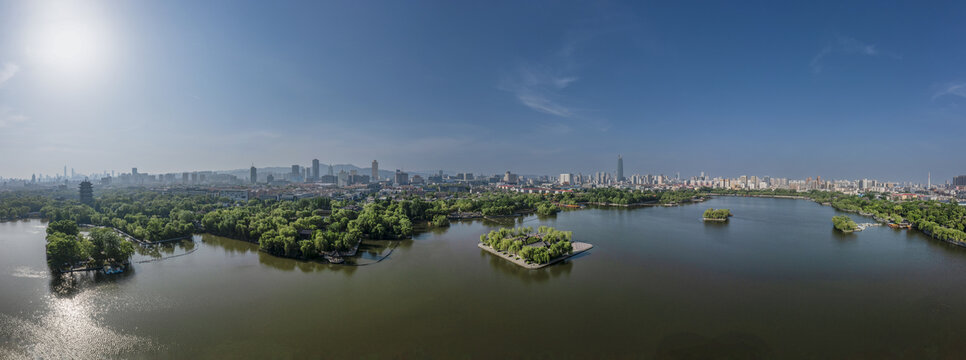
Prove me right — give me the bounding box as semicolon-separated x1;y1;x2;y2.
26;1;114;79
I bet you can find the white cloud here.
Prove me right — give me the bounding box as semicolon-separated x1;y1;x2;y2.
0;107;28;128
0;62;19;86
810;37;889;74
932;83;966;100
501;63;580;118
517;93;574;118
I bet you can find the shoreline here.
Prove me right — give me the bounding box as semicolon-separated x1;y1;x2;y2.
478;241;593;269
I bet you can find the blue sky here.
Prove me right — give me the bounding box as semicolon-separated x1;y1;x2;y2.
0;0;964;182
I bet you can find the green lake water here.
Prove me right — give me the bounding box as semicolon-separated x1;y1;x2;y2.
2;196;966;359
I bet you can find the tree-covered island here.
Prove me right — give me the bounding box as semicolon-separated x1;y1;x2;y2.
703;208;731;221
45;219;136;273
832;215;859;233
478;226;592;268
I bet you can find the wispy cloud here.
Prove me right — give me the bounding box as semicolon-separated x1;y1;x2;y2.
932;83;966;100
810;37;893;74
0;62;19;86
0;106;28;128
501;59;581;118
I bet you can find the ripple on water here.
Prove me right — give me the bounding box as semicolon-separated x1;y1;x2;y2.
10;266;48;279
0;290;162;359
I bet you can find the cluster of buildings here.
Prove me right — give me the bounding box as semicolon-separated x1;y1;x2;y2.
4;155;965;205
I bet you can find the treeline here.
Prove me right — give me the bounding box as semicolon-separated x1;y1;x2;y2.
713;189;966;245
0;192;52;220
703;188;806;197
202;199;412;259
479;225;574;264
45;220;135;272
42;191;227;242
556;188;702;206
703;208;731;220
832;215;858;232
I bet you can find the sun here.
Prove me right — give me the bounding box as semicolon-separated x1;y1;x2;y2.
26;1;114;78
34;20;105;73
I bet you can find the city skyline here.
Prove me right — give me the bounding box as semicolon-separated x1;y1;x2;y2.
1;1;965;181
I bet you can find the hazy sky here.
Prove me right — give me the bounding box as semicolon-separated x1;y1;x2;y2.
0;1;964;182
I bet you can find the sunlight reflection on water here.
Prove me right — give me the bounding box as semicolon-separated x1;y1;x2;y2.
0;278;161;359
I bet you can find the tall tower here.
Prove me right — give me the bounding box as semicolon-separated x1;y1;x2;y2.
371;160;379;181
79;180;94;206
312;159;320;181
250;165;257;185
928;172;931;189
617;155;624;182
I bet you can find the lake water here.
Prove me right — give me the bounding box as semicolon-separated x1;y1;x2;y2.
3;197;966;359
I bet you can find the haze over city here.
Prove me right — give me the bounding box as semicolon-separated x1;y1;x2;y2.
0;1;963;181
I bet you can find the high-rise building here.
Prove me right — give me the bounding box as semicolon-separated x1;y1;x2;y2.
250;165;257;185
312;159;320;181
64;165;67;179
371;160;379;181
132;168;138;176
503;171;519;184
617;155;624;181
291;165;300;182
328;165;334;176
394;170;409;185
559;173;573;186
953;175;966;186
79;180;93;206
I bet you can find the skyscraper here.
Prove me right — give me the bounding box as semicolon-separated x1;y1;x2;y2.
79;180;93;206
394;170;409;185
312;159;320;181
250;165;257;185
371;160;379;181
291;165;300;182
617;155;624;182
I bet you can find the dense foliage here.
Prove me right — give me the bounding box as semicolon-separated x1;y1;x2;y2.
557;188;702;206
480;226;574;264
832;215;859;232
45;220;135;272
0;192;52;220
703;208;731;220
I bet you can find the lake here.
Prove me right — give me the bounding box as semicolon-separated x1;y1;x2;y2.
3;196;966;359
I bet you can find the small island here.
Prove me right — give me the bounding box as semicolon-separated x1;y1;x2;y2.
45;220;136;274
832;215;859;233
703;208;732;221
478;226;592;269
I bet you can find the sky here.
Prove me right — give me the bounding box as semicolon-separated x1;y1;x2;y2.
0;0;964;182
